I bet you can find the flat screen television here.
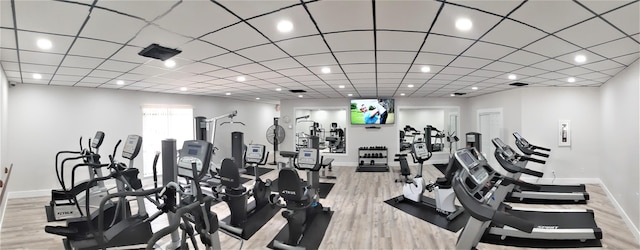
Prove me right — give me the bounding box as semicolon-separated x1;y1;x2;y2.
350;99;395;125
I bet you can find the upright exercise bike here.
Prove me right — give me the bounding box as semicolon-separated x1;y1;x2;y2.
394;142;463;220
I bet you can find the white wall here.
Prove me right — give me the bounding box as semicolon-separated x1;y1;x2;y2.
600;60;639;235
6;84;277;194
0;64;9;225
280;97;465;166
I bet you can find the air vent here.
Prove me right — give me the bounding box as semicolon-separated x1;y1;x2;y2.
289;89;307;93
138;43;182;61
509;82;529;87
454;92;466;96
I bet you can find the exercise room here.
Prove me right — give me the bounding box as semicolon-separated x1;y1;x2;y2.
0;1;638;249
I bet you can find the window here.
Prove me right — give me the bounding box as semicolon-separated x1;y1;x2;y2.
142;105;193;176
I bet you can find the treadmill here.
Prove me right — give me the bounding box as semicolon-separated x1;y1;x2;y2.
492;138;589;204
453;147;602;249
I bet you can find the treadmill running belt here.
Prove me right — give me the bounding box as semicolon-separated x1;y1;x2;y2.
269;179;335;199
220;205;282;240
505;195;588;204
244;166;274;177
383;196;469;232
518;184;586;193
267;210;333;249
503;209;599;229
481;234;602;248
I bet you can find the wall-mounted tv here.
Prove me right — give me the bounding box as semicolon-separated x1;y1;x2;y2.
350;99;395;125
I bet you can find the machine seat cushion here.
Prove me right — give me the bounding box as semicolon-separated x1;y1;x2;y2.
398;158;411;176
219;158;242;188
278;168;308;202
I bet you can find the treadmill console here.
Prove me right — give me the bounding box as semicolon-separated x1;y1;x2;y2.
178;140;213;179
245;144;266;164
413;142;430;159
454;148;493;202
492;138;516;159
513;132;530;147
91;131;105;149
296;148;319;170
122;135;142;160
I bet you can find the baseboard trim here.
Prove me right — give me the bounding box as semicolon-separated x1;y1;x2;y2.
599;179;640;244
8;189;49;199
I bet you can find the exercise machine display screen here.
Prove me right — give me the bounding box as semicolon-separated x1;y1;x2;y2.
413;142;430;159
513;132;522;141
178;140;212;179
122;135;142;160
456;149;488;184
245;144;266;164
297;148;319;170
91;131;105;149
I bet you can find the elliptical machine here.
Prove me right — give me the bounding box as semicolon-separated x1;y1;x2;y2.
394;142;463;221
215;144;280;239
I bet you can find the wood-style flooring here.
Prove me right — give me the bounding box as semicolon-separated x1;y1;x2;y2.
1;163;638;249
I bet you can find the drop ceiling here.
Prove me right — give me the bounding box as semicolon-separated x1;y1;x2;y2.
0;0;638;103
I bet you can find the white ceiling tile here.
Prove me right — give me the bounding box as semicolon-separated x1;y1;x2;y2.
178;62;221;74
75;82;101;88
110;45;150;64
556;18;628;48
219;0;298;19
204;52;253;68
129;64;169;76
20;63;58;74
482;19;547;49
98;0;178;21
1;29;16;48
158;71;196;80
378;51;417;64
50;80;76;86
523;35;581;58
555;67;593;77
156;2;238;38
589;38;640;59
334;51;374;64
206;69;242;79
458;76;489;83
81;76;111;84
250;71;282;80
510;67;547;77
501;50;549;66
247;5;318;42
0;61;19;71
0;0;13;28
88;69;122;79
229;63;272;74
432;74;461;81
202;23;270;51
377;31;424;51
117;73;146;82
0;49;18;62
448;56;493;69
348;72;375;79
18;51;63;65
422;34;475;56
96;60;139;72
15;1;89;35
277;35;331;56
278;68;311;77
580;0;635;15
259;57;301;70
17;31;76;55
236;44;288;62
51;75;83;82
307;1;372;32
377;1;440;32
577;71;609;79
182;74;215;83
378;64;409;73
463;42;517;61
325;31;374;52
342;64;375;73
405;72;432;80
294;53;335;68
450;0;523;17
377;72;405;79
470;69;508;78
612;53;640;66
177;40;227;61
582;59;625;72
530;59;573;71
482;61;525;72
129;25;192;49
430;3;502;40
510;1;594;33
601;1;639;36
415;52;457;66
68;38;123;58
439;67;475;76
81;8;148;44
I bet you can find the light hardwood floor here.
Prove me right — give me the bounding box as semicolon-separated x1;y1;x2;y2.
1;164;638;249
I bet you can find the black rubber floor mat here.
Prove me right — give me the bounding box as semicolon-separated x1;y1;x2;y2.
220;204;282;240
384;195;469;232
244;166;274;177
355;166;389;172
269;179;334;199
267;210;333;249
480;234;602;248
433;164;449;175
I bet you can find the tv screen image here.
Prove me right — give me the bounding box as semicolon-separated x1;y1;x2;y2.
350;99;395;125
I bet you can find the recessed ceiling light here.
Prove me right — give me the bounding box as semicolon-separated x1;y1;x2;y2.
116;80;124;85
225;92;231;95
256;97;260;100
407;84;414;88
276;88;282;91
36;38;52;50
164;59;176;68
508;74;517;80
400;93;405;96
237;76;246;82
471;86;478;90
455;18;473;31
32;73;42;79
567;77;576;83
338;85;345;89
321;67;331;74
277;20;294;33
450;93;456;97
298;95;303;98
574;55;586;63
180;87;188;91
347;93;353;97
421;66;431;73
